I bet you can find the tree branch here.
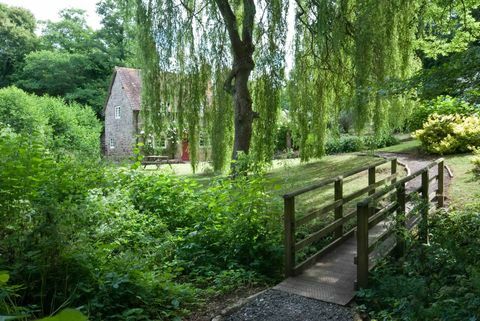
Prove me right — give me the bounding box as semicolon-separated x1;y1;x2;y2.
214;0;243;56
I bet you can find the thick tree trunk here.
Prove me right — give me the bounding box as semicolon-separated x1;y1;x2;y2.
232;61;254;159
215;0;256;161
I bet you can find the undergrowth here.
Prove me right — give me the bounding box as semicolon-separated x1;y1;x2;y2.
358;203;480;320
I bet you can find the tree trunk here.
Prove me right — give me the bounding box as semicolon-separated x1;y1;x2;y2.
232;61;254;159
215;0;256;161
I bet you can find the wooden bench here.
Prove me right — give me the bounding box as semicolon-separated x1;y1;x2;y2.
141;155;171;169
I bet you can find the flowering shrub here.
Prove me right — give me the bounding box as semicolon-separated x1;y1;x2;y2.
414;114;480;154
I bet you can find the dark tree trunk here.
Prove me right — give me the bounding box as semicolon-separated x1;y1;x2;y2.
215;0;256;160
231;60;254;159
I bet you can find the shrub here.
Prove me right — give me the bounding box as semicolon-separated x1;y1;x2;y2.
325;135;364;154
0;86;49;138
414;113;480;154
325;134;399;155
408;96;478;130
358;204;480;320
1;127;282;320
0;87;101;158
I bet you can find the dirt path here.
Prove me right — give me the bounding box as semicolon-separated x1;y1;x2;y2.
222;153;452;321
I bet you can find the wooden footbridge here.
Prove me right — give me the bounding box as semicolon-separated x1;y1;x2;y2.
274;158;445;305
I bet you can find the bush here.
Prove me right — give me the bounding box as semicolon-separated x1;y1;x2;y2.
358;204;480;320
0;87;101;158
325;134;399;155
414;113;480;154
0;126;282;320
408;96;478;130
325;135;364;154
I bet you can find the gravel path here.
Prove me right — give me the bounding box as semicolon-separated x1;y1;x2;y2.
375;152;452;195
223;290;354;321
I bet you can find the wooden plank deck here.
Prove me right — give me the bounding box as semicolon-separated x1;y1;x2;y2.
274;221;393;306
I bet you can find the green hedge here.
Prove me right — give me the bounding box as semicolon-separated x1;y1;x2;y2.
0;86;101;158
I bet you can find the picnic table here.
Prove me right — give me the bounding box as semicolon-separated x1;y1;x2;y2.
141;155;171;169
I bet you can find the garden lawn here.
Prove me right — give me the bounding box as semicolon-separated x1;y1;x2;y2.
375;138;478;208
444;154;478;208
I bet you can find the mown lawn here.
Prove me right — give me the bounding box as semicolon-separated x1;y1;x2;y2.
142;153;396;213
376;138;478;207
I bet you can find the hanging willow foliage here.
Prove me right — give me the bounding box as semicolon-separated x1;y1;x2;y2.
135;0;288;172
135;0;460;167
288;0;422;160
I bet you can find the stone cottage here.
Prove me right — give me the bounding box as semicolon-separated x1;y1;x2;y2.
103;67;211;161
103;67;142;159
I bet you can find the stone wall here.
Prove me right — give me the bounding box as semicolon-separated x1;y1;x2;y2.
104;76;137;159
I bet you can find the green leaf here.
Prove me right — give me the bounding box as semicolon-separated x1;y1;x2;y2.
0;271;10;284
36;309;87;321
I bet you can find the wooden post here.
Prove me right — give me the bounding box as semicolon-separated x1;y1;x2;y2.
437;160;444;208
334;177;344;239
391;159;397;184
421;170;429;244
395;182;406;257
357;201;370;289
368;166;376;196
284;196;296;277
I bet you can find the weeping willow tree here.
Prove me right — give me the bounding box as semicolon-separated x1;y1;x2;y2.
134;0;470;169
135;0;288;172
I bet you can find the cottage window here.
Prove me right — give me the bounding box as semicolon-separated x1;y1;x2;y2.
109;138;115;149
114;106;121;119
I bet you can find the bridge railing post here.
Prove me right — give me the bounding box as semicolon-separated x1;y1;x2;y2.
357;201;369;289
437;160;444;208
391;158;397;183
334;177;344;239
421;170;430;244
284;196;296;277
395;182;406;257
368;166;376;196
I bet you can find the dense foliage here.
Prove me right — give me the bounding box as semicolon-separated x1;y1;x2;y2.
324;135;399;155
0;87;101;157
358;204;480;320
0;3;37;87
1;3;136;117
413;46;480;105
414;114;480;154
408;96;479;131
0;120;282;320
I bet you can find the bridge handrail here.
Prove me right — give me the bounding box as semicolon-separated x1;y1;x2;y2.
356;158;445;289
283;158;391;199
283;157;399;277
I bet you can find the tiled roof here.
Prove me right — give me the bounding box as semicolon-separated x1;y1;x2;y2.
115;67;142;110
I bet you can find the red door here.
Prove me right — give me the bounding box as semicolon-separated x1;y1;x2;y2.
181;140;189;161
